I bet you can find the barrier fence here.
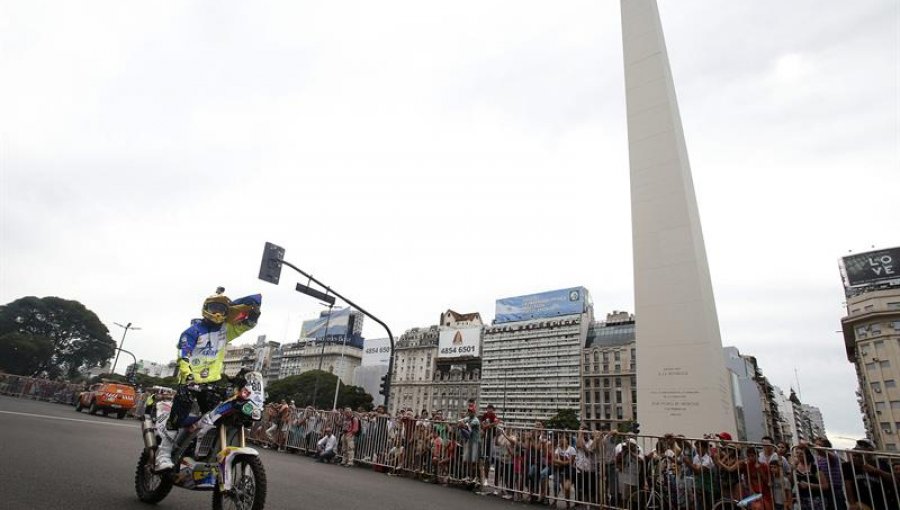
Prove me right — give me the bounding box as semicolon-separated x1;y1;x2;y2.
250;406;900;510
0;373;83;405
3;374;898;509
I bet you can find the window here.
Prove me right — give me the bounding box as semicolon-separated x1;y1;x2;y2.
876;402;887;412
892;321;900;330
888;302;900;310
872;325;883;335
584;392;590;402
881;360;891;369
616;377;622;388
886;380;897;389
616;390;622;403
857;326;869;338
615;364;621;372
603;364;609;372
891;401;900;410
881;422;892;433
616;406;623;420
887;444;897;451
872;382;883;393
864;304;875;311
595;391;600;402
614;351;621;361
603;352;609;362
604;378;610;388
604;391;610;402
866;362;877;371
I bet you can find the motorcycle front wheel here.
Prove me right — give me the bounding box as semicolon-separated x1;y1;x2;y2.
212;455;267;510
134;449;173;503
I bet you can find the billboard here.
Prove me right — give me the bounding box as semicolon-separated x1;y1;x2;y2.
438;326;481;358
841;247;900;292
495;287;587;324
300;308;363;348
362;337;391;366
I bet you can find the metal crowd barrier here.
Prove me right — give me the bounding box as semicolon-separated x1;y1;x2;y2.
0;373;83;405
246;406;900;510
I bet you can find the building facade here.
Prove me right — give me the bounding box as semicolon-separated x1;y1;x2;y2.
432;310;484;419
278;339;362;386
724;346;779;442
481;288;593;426
581;312;637;430
839;246;900;451
389;325;439;415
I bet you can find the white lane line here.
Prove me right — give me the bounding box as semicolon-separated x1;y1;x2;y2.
0;410;138;428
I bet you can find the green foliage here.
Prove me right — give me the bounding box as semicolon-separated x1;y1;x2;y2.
545;409;581;431
267;370;373;410
0;333;54;375
0;296;116;378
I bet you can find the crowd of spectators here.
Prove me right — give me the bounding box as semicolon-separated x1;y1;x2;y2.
245;399;899;510
2;373;897;510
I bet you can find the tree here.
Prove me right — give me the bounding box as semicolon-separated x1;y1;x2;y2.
0;296;116;378
267;370;373;410
0;333;54;375
545;409;581;431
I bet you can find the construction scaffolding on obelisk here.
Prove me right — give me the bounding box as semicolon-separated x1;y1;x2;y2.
622;0;737;438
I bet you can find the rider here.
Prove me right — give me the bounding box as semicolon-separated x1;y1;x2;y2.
155;287;262;471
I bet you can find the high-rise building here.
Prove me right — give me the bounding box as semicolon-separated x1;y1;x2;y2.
130;359;171;379
623;0;736;437
481;287;593;426
839;246;900;450
800;404;826;440
389;325;439;416
723;347;781;442
277;339;361;386
581;312;636;430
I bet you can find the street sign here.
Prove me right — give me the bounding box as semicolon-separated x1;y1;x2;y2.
258;242;285;284
295;283;336;305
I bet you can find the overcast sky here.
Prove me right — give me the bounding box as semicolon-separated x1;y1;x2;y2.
1;0;897;447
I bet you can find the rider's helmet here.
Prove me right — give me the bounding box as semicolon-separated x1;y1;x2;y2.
202;287;231;324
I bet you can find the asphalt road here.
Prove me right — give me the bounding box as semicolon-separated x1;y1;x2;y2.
0;396;515;510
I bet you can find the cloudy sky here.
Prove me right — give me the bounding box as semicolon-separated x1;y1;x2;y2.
1;1;897;446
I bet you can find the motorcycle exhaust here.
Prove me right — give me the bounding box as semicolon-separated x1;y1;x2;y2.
142;417;157;450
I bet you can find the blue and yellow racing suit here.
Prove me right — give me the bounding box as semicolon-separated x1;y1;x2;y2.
176;294;262;384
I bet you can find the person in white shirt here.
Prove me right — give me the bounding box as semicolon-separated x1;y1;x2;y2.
315;427;338;463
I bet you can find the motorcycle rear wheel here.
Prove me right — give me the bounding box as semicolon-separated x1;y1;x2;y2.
135;449;173;504
213;455;267;510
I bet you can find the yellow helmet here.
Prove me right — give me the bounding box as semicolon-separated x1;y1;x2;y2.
202;287;231;324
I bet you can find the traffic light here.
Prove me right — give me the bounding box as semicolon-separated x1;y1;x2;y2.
631;421;641;434
125;364;137;384
379;374;388;396
258;242;285;285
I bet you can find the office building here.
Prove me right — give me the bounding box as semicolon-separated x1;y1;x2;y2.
839;246;900;450
481;287;593;425
389;325;439;415
277;339;361;386
581;312;636;430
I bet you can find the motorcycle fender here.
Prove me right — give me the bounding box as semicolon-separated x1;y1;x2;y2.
217;446;259;491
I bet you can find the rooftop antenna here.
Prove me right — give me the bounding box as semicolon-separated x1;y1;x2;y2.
794;367;802;401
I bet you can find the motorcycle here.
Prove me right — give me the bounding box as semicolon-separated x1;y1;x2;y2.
134;369;267;510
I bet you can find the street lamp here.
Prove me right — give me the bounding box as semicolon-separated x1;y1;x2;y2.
111;322;141;375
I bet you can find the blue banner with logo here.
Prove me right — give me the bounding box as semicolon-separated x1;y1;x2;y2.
495;287;587;324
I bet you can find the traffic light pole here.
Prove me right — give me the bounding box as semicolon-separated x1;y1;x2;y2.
275;259;396;408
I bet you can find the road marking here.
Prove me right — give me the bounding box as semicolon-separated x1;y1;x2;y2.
0;410;138;428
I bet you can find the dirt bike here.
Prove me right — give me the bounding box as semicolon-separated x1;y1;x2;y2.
134;369;267;510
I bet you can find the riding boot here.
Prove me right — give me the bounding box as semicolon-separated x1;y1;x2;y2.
155;428;188;472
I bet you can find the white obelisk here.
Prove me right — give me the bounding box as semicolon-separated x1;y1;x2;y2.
622;0;736;438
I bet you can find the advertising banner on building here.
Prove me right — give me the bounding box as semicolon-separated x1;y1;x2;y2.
362;337;391;366
494;287;587;324
301;308;364;348
841;247;900;292
438;326;481;358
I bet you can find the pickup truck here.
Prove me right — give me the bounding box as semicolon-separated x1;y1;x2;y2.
75;381;136;419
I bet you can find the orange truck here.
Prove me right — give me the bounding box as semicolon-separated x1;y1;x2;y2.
75;381;136;419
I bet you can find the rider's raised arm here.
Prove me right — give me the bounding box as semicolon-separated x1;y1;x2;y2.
225;294;262;342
